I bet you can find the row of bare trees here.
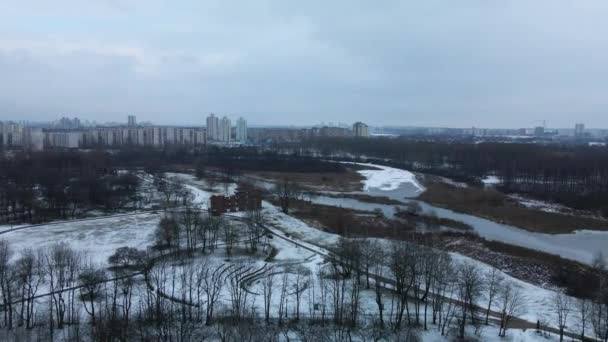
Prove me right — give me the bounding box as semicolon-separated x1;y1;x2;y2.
153;209;266;256
328;236;530;339
0;151;141;224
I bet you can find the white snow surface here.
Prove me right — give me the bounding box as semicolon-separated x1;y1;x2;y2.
348;162;424;192
167;172;237;209
482;175;501;185
1;213;159;265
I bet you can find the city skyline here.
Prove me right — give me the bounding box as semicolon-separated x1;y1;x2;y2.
2;1;608;128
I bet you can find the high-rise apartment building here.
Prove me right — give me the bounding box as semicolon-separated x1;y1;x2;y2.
219;116;231;142
206;113;219;141
236;117;247;143
0;121;23;147
353;122;369;138
128;115;137;127
575;123;585;138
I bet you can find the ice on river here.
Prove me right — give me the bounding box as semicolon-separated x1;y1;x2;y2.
348;162;425;193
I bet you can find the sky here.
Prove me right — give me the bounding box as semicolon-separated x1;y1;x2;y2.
1;1;608;128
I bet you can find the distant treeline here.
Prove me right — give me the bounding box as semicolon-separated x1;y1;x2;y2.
0;147;347;223
113;146;347;174
0;151;139;223
284;137;608;213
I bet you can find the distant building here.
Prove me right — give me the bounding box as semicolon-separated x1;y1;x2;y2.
57;117;81;130
248;127;303;143
23;127;44;151
47;131;80;149
219;116;232;142
128;115;137;127
352;122;369;137
210;190;262;216
236;117;248;143
0;121;23;147
534;126;545;137
206;114;219;141
575;123;585;138
310;126;352;138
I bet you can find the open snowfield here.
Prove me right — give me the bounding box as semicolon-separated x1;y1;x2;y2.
449;253;585;335
263;201;340;248
167;172;237;208
1;213;159;265
345;162;425;193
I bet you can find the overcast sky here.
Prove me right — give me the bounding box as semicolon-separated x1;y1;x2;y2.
1;1;608;128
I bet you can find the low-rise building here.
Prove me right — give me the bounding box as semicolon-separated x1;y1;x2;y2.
210;190;262;216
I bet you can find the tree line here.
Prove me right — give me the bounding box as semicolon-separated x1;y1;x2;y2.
285;137;608;214
0;151;140;224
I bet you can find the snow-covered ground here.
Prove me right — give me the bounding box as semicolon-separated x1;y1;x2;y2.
261;201;584;339
482;175;501;186
347;162;425;193
0;171;591;341
263;201;340;248
167;172;237;209
437;176;468;188
1;213;159;265
420;326;560;342
508;194;570;214
449;253;584;335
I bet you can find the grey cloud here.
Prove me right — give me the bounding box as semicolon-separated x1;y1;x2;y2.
1;0;608;127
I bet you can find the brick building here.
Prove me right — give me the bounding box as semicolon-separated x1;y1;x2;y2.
210;190;262;216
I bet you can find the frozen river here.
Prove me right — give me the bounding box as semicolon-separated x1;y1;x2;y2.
317;162;608;265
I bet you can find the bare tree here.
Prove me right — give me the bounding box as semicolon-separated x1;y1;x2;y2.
222;221;238;254
155;216;181;250
202;263;230;325
0;240;14;329
577;297;592;340
108;246;145;268
389;241;415;330
273;178;303;214
456;262;483;339
245;209;265;253
484;267;503;325
278;272;289;325
371;246;386;329
552;292;573;342
591;251;608;342
496;282;526;337
180;208;201;253
79;266;106;326
262;268;276;323
292;266;311;322
15;249;44;329
45;243;81;331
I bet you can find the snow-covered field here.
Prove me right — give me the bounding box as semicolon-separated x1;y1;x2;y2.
1;213;159;265
167;172;237;208
263;202;340;248
347;162;425;193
